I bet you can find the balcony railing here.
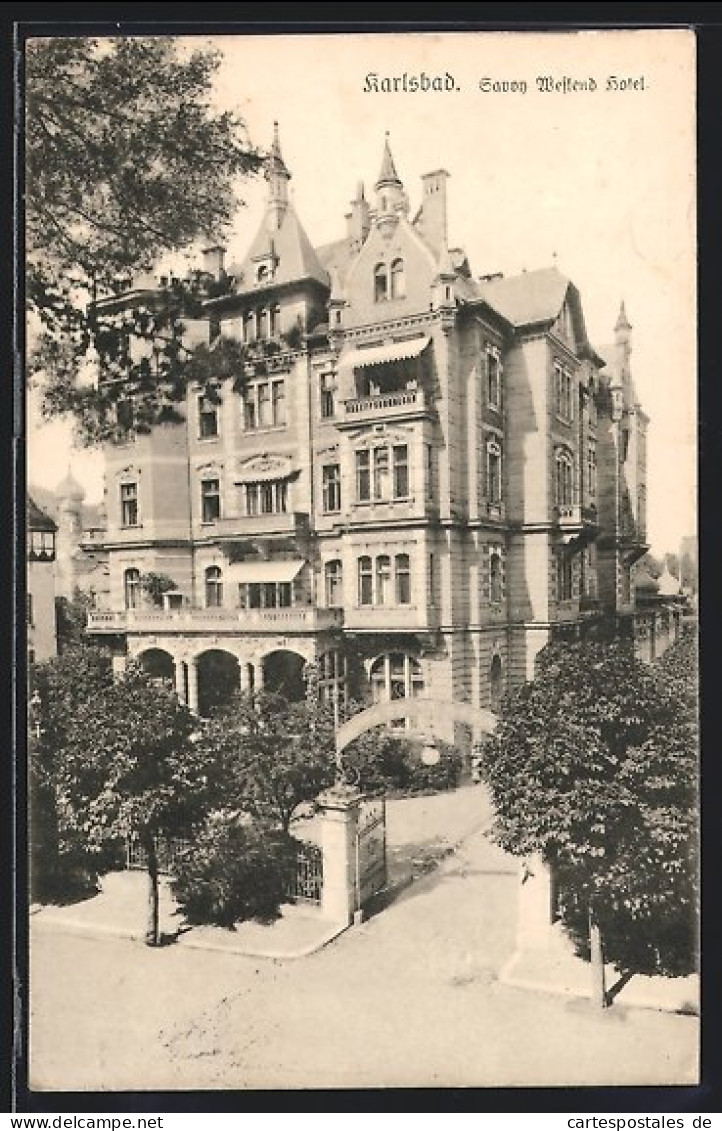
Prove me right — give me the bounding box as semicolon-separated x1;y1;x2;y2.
555;504;582;526
208;511;308;538
87;606;344;635
343;387;430;421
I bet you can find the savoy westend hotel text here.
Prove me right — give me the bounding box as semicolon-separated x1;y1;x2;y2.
363;71;647;93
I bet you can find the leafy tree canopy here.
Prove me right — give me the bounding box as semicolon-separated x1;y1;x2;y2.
481;639;698;978
198;689;338;832
26;36;262;443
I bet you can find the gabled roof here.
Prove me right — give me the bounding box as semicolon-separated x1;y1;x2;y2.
28;495;57;533
476;267;571;328
227;205;330;297
316;237;358;288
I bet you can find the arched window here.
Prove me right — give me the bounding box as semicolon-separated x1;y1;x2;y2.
205;565;223;608
124;568;141;611
358;556;373;606
555;449;574;507
243;310;255;343
325;560;343;608
490;553;503;604
390;258;406;299
395;554;411;604
370;653;424;703
374;263;388;303
490;654;503;713
557;551;573;601
487;440;502;505
376;555;392;605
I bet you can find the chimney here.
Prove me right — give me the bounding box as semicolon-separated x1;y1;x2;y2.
347;181;370;252
419;170;449;253
202;244;226;281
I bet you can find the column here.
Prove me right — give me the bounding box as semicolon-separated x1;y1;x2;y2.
187;658;199;715
174;657;186;704
317;784;362;926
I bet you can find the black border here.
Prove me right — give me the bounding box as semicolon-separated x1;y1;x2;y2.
7;4;721;1115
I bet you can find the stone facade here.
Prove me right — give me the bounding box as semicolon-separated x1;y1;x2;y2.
86;128;657;741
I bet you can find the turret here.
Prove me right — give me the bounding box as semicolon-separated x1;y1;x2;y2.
55;466;85;599
265;121;291;233
374;133;409;221
346;181;371;252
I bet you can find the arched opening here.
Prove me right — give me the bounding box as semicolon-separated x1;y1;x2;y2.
390;257;406;299
138;648;175;688
196;649;240;717
124;567;141;610
262;649;306;702
490;654;503;714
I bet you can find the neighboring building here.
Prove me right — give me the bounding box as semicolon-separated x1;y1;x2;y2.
679;534;698;597
30;472;110;609
86;127;660;740
27;496;58;663
634;563;686;662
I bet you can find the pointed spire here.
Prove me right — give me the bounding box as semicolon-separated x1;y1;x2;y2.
268;120;290;178
265;120;291;232
376;132;402;188
615;299;631;332
57;464;85;504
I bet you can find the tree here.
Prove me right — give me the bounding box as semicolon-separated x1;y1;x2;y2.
198;690;338;833
30;645;115;900
140;572;177;608
480;640;698;1007
26;36;262;442
55;586;98;650
58;662;214;944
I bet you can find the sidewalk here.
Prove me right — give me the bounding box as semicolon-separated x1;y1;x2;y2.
31;871;348;958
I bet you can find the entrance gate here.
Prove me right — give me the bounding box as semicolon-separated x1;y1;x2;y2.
355;795;387;910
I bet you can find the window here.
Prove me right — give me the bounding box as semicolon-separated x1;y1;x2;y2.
374;263;389;303
243;379;286;430
243;480;287;516
124;568;141;610
370;653;424;703
487;349;502;409
269;305;280;338
120;482;139;527
318;651;347;709
554;362;573;421
620;564;631;605
557;552;573;601
243;311;255;343
428;553;436;606
356;450;371;502
390;258;406;299
27;593;33;626
358;556;373;606
490;552;503;604
257;264;269;283
198;393;220;439
393;445;409;499
356;445;410;502
322;464;341;513
205;565;223;608
587;442;597;497
486;441;502;505
320;373;336;419
239;581;292;609
201;478;221;523
395;554;411;604
555;450;574;507
325;560;343;607
490;654;503;713
376;555;392;605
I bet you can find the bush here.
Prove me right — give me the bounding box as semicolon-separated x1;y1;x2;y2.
170;816;298;929
341;729;462;795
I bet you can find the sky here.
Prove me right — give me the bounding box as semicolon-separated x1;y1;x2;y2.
26;29;696;556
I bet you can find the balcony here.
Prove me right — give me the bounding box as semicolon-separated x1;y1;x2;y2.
485;501;506;522
554;504;599;548
87;605;344;636
342;604;436;633
341;386;432;425
205;511;309;539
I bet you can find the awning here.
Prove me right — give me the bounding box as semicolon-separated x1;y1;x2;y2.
339;335;430;372
232;560;305;584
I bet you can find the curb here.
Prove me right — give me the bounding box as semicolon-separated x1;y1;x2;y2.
498;952;700;1017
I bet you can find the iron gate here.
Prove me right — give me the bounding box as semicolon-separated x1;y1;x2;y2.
355;794;387;909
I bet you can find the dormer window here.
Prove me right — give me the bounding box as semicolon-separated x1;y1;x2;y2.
390;258;406;299
257;264;270;283
374;263;388;303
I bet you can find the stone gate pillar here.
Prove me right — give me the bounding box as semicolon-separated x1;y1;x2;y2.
316;784;363;926
516;852;555;950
